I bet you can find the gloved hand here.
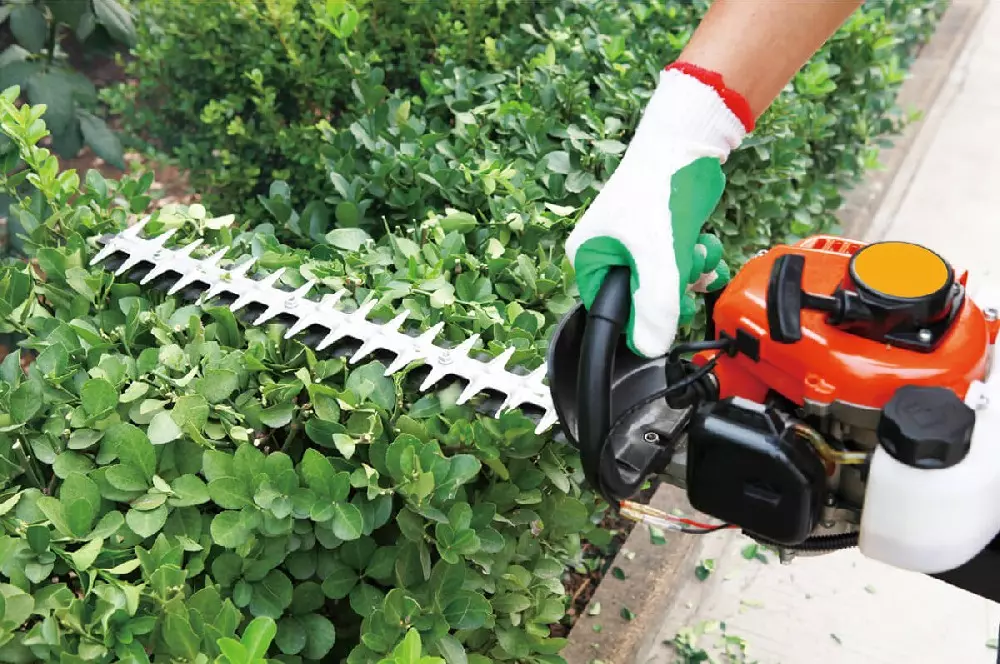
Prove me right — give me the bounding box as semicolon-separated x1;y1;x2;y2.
566;63;755;358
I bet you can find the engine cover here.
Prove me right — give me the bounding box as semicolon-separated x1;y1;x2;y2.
697;236;998;413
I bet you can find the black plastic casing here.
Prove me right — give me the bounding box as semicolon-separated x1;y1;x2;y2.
686;397;827;546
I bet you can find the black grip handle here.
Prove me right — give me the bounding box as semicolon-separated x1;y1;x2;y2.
577;266;632;502
767;254;805;343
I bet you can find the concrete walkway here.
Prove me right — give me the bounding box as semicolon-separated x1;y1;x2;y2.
636;1;1000;662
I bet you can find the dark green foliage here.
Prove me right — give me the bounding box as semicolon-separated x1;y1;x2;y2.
0;0;134;166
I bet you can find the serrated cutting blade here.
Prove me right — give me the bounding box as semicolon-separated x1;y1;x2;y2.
90;222;557;434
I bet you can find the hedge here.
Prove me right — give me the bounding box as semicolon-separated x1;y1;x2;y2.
0;0;947;662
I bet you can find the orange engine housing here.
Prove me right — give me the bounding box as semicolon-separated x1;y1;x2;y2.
694;236;1000;410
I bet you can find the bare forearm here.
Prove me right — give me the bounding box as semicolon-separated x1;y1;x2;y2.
679;0;865;119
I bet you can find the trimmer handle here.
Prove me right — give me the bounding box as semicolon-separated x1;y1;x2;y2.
576;267;632;499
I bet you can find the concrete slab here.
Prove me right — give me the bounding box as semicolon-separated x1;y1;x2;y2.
631;0;1000;662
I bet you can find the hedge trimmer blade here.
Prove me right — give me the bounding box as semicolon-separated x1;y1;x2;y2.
90;220;558;434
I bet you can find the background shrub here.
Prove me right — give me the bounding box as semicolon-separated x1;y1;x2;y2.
107;0;541;213
0;0;948;662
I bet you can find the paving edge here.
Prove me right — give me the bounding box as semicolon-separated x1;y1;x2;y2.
561;1;988;662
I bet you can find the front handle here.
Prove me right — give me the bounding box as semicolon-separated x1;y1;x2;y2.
577;266;632;504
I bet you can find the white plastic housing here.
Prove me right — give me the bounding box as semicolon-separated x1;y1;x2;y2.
859;340;1000;574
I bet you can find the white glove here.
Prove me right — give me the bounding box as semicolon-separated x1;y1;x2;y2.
565;63;753;357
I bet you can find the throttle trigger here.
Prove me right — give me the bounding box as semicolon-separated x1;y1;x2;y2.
767;254;806;343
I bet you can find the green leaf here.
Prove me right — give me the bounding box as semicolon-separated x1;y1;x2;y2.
545;151;571;174
78;110;125;170
326;227;371;251
208;477;251;509
300;613;337;659
108;423;156;479
260;402;295;428
249;569;294;619
169;474;210;507
93;0;137;47
241;616;278;660
346;362;395;411
321;561;359;599
10;6;47;53
81;378;117;417
199;369;239;403
126;504;167;538
331;502;364;540
69;537;103;570
9;381;42;423
147;411;182;445
106;463;149;492
210;511;250;549
442;591;491;630
440;212;477;234
27;73;75;135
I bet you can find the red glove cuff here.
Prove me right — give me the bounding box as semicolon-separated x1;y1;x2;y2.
665;62;756;134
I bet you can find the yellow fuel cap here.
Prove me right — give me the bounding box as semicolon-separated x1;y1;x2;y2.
849;241;951;301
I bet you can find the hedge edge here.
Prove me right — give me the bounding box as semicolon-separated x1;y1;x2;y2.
563;0;990;662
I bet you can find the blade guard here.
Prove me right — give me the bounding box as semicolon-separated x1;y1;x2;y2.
546;267;685;504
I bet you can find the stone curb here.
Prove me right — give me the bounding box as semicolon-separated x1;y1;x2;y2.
561;1;989;662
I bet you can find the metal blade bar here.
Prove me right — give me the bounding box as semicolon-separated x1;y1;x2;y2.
90;222;556;433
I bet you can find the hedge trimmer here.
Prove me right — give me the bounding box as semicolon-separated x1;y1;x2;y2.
92;221;1000;611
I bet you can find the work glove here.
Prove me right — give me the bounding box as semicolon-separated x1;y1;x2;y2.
565;63;754;358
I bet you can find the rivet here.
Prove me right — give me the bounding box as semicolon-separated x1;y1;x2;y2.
643;431;660;444
439;351;453;365
918;329;932;343
985;307;998;322
284;297;297;310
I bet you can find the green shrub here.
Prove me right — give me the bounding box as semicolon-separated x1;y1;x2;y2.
113;0;946;257
0;0;135;166
0;87;598;663
107;0;541;213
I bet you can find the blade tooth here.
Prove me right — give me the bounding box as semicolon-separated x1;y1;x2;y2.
349;337;390;364
386;310;409;331
352;298;377;321
494;391;526;418
252;306;282;326
167;271;202;295
454;333;481;356
232;257;257;277
284;312;317;339
322;290;348;309
419;367;448;392
415;322;445;347
527;364;548;384
260;268;286;288
535;408;559;435
204;279;236;299
487;346;516;372
90;240;121;266
123;217;151;238
206;247;230;267
316;323;356;351
113;253;145;276
229;291;260;312
150;228;178;247
384;349;419;376
292;280;316;299
456;377;488;406
176;239;205;257
139;261;174;285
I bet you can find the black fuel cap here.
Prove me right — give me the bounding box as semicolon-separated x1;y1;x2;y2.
877;385;976;469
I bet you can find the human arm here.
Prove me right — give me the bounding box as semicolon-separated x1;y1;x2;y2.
565;0;866;358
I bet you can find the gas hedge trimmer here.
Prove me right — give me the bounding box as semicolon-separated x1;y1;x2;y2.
92;221;1000;609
